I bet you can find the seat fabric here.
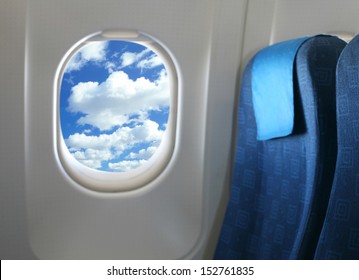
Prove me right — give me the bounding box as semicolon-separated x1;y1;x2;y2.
315;34;359;260
215;36;346;259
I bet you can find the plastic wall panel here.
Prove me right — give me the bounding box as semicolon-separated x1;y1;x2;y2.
25;0;246;259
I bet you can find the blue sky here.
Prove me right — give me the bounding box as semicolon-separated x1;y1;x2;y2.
60;40;170;172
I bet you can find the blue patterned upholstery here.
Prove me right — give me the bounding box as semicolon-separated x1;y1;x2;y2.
215;35;346;259
315;34;359;260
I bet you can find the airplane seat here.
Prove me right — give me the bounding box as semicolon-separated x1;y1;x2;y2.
214;35;346;259
315;34;359;260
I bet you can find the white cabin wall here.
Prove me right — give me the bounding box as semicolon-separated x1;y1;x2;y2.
24;0;247;259
0;0;35;259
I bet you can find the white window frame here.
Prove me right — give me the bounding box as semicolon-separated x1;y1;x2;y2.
54;30;178;192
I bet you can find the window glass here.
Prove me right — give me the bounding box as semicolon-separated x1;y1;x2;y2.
60;40;170;172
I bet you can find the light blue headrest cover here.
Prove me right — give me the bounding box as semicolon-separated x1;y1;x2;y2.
252;36;310;140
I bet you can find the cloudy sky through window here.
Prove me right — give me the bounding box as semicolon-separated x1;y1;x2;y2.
60;40;170;172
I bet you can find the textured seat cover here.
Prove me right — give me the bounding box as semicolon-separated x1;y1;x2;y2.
315;34;359;260
215;36;346;259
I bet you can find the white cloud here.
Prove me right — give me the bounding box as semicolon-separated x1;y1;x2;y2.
119;48;150;68
72;148;113;169
68;69;169;131
127;146;157;160
81;42;107;61
66;120;163;170
137;54;163;70
105;49;162;73
66;41;108;72
108;160;147;172
105;61;116;73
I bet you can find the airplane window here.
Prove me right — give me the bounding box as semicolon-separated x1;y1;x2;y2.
55;32;177;192
60;40;170;172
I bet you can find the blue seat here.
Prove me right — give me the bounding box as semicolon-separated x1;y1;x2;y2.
215;35;346;259
315;34;359;260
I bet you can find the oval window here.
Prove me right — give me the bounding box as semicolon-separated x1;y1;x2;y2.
55;31;177;192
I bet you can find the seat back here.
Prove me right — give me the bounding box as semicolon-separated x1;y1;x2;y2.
315;34;359;260
215;35;346;259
